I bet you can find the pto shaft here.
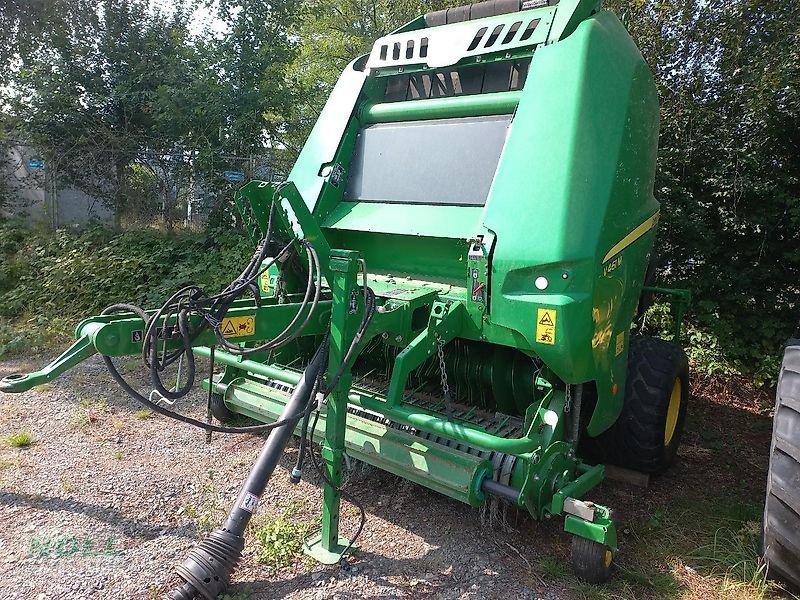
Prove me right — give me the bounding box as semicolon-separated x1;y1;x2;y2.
169;345;327;600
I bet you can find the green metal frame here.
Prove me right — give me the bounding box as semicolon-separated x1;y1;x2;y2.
304;250;362;563
642;286;692;342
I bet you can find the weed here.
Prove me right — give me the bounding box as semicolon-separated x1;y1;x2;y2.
0;316;72;359
538;555;568;579
133;410;155;420
113;451;124;460
252;509;313;572
5;431;33;447
183;473;226;534
73;398;109;429
642;508;666;531
78;397;108;409
183;503;220;534
0;223;252;361
218;591;252;600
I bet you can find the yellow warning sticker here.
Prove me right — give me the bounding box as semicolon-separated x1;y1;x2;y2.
259;273;271;294
536;308;557;345
615;331;625;356
221;316;256;338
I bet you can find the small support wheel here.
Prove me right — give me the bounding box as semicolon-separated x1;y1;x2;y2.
209;393;234;423
571;535;613;584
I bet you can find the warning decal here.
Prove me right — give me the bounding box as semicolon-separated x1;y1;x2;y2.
239;491;259;513
615;331;625;356
259;273;271;294
536;308;557;345
220;316;256;338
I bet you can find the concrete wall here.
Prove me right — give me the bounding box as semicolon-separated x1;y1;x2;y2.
1;144;115;226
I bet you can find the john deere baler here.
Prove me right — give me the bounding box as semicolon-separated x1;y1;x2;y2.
0;1;692;597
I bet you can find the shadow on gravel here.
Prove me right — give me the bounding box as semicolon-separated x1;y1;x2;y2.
238;549;466;600
0;490;198;540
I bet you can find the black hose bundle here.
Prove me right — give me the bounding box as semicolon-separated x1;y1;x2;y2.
101;198;327;434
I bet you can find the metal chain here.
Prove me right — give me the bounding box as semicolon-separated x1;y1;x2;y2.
434;333;452;409
564;383;572;414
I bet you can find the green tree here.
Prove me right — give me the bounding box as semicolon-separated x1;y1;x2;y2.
8;1;209;226
209;0;301;167
608;0;800;379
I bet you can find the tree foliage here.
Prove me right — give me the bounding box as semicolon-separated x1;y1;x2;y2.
607;0;800;378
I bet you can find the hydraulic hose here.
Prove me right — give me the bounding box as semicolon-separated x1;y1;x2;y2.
98;195;327;434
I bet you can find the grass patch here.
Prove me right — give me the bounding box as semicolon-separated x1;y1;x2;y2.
602;498;782;599
541;496;790;600
5;431;33;447
689;520;769;598
539;555;568;579
133;410;155;420
218;591;252;600
252;504;314;572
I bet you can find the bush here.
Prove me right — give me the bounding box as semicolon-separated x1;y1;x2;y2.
640;300;785;386
0;222;252;356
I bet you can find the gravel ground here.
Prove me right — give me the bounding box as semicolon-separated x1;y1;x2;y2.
0;354;584;600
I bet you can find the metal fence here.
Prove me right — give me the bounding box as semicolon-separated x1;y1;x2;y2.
1;141;285;230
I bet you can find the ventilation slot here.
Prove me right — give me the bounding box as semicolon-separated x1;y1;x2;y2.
520;18;540;41
420;37;429;58
430;72;455;98
392;42;401;60
502;21;523;44
381;59;531;103
467;27;488;51
484;24;505;48
406;40;415;59
380;45;388;60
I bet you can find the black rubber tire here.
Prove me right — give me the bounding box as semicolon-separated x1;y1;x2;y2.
762;340;800;590
209;393;235;423
571;536;613;584
597;335;689;474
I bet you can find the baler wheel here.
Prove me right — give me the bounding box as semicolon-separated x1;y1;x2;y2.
209;393;234;423
762;340;800;590
599;335;689;474
570;535;613;583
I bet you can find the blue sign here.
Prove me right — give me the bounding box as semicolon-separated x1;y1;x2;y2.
223;171;245;183
28;159;45;169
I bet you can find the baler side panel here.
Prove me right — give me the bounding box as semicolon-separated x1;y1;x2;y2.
483;11;659;425
287;59;368;214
